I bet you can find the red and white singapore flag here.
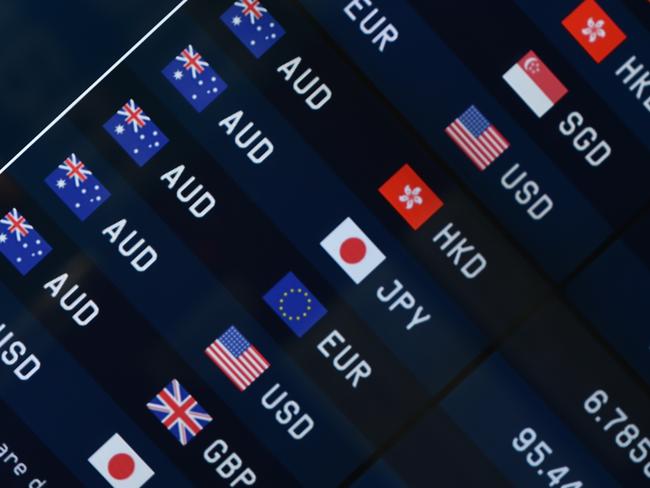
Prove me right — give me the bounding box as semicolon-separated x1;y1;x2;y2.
502;50;568;118
320;217;386;285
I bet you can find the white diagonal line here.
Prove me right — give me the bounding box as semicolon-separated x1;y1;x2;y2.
0;0;188;174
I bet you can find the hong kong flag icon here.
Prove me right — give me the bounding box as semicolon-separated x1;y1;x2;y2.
379;164;443;230
562;0;626;63
320;217;386;284
88;433;154;487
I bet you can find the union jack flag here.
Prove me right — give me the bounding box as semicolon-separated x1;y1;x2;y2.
147;379;212;446
162;44;228;112
177;45;208;79
238;0;267;23
2;209;32;242
59;154;90;186
118;99;151;132
0;209;52;275
221;1;286;59
103;99;169;167
205;326;270;392
45;154;111;221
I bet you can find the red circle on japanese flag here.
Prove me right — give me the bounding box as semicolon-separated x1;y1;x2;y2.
108;453;135;480
340;237;366;264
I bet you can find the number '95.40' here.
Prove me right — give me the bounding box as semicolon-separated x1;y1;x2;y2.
512;427;583;488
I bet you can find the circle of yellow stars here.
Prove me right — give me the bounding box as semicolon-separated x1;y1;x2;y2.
278;287;312;321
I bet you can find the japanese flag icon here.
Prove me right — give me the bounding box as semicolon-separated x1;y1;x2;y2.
88;434;154;488
320;217;386;284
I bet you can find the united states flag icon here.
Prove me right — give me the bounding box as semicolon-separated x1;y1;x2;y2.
445;105;510;171
205;326;270;392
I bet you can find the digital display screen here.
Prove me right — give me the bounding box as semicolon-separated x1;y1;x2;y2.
0;0;648;486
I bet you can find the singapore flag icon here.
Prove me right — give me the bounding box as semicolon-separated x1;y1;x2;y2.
88;434;154;488
321;217;386;284
502;50;568;118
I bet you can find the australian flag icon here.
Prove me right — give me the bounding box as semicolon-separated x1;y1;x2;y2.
221;1;286;59
45;154;111;221
263;272;327;337
0;209;52;275
162;44;228;112
103;99;169;167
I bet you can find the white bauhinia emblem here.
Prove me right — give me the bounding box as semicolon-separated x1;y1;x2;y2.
399;185;423;210
581;17;606;43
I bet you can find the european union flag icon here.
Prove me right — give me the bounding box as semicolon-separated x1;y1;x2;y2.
0;209;52;275
162;44;228;112
103;99;169;167
263;272;326;337
221;1;286;59
45;154;111;221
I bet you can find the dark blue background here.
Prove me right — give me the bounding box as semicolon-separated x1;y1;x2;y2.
0;0;648;486
0;0;180;163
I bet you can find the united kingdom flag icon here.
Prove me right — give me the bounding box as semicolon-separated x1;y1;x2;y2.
0;209;52;275
103;99;169;167
147;379;212;446
162;44;228;112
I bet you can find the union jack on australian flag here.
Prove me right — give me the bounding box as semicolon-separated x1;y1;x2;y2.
45;154;111;221
162;44;228;112
221;1;286;59
103;99;169;167
147;379;212;446
0;209;52;275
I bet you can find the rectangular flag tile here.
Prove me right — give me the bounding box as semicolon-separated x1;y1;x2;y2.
45;153;111;221
264;272;327;337
205;326;270;391
503;50;568;117
379;164;444;229
221;1;286;58
0;209;52;275
146;379;212;446
88;433;154;488
103;99;169;166
562;0;626;63
321;217;385;285
445;106;510;171
162;44;228;112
